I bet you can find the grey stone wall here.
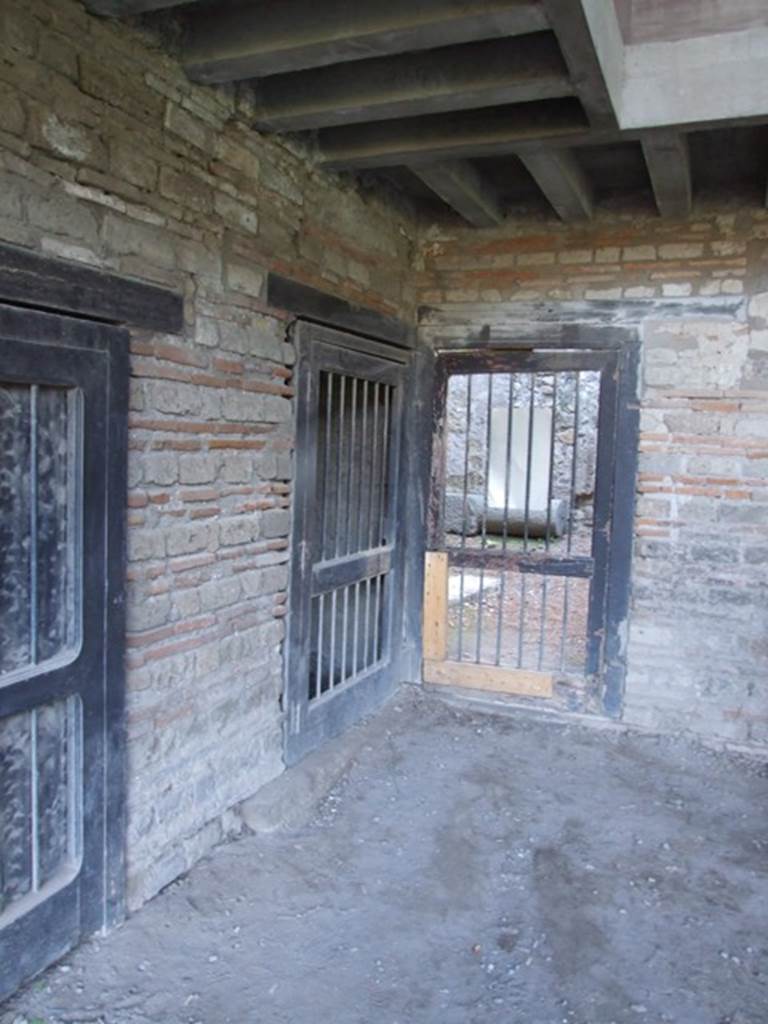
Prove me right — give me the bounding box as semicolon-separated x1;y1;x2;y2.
0;0;417;908
444;371;600;516
419;206;768;751
624;306;768;748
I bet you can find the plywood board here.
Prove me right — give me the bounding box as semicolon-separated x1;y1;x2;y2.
422;551;448;662
423;659;554;698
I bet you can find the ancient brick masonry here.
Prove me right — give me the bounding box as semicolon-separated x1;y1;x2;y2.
0;0;416;907
2;0;768;916
123;318;294;906
417;212;768;752
626;305;768;747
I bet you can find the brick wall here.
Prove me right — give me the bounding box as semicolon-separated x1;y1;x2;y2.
628;310;768;748
0;0;416;908
3;0;767;914
417;208;768;753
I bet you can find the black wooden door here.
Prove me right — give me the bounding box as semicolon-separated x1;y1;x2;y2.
0;304;128;1000
285;322;408;765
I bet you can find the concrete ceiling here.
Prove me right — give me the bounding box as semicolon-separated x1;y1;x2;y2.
86;0;768;228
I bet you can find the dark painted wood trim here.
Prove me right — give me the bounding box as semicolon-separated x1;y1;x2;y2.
267;273;414;349
601;333;641;718
0;243;183;334
448;548;594;578
425;323;638;719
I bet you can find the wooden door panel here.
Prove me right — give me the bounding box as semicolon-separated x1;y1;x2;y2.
0;306;128;1001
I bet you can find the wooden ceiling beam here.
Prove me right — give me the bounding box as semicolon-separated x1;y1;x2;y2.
182;0;548;84
318;98;592;170
540;0;616;129
251;34;572;132
519;149;594;221
411;161;506;227
642;131;692;218
84;0;196;14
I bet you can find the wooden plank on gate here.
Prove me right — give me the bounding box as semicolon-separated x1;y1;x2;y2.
422;551;448;661
423;659;554;698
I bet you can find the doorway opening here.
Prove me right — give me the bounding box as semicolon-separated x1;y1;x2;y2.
424;334;638;716
284;321;410;765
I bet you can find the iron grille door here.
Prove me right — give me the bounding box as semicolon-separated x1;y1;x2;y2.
0;305;127;1000
285;322;407;765
425;345;629;713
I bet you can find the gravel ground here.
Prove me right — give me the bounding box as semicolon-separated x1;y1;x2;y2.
3;690;767;1024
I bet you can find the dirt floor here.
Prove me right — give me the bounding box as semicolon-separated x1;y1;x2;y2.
3;690;768;1024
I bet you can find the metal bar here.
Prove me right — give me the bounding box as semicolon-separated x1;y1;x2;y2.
30;708;39;892
66;389;81;651
522;372;536;553
427;359;450;549
66;696;80;862
359;378;368;553
373;574;381;664
517;573;526;668
539;373;558;670
537;577;547;670
377;385;391;549
495;372;515;666
346;377;358;555
475;374;494;663
368;382;380;550
329;588;338;689
544;373;557;552
323;372;334;560
364;576;371;668
457;374;474;662
341;584;349;683
335;375;346;559
30;384;38;666
567;371;581;554
560;579;570;672
560;370;581;672
315;594;324;699
352;580;360;676
517;373;536;668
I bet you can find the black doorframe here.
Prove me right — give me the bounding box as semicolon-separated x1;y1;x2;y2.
0;304;129;999
284;320;411;764
427;323;640;717
0;245;181;1001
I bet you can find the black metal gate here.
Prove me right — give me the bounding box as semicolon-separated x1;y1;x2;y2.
425;331;638;716
285;322;407;764
0;304;127;1000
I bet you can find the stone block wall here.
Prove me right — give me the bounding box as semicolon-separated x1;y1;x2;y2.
3;0;767;917
0;0;416;908
417;208;768;752
628;309;768;747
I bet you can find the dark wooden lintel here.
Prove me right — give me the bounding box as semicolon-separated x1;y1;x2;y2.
0;243;183;334
448;548;594;578
267;273;413;349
